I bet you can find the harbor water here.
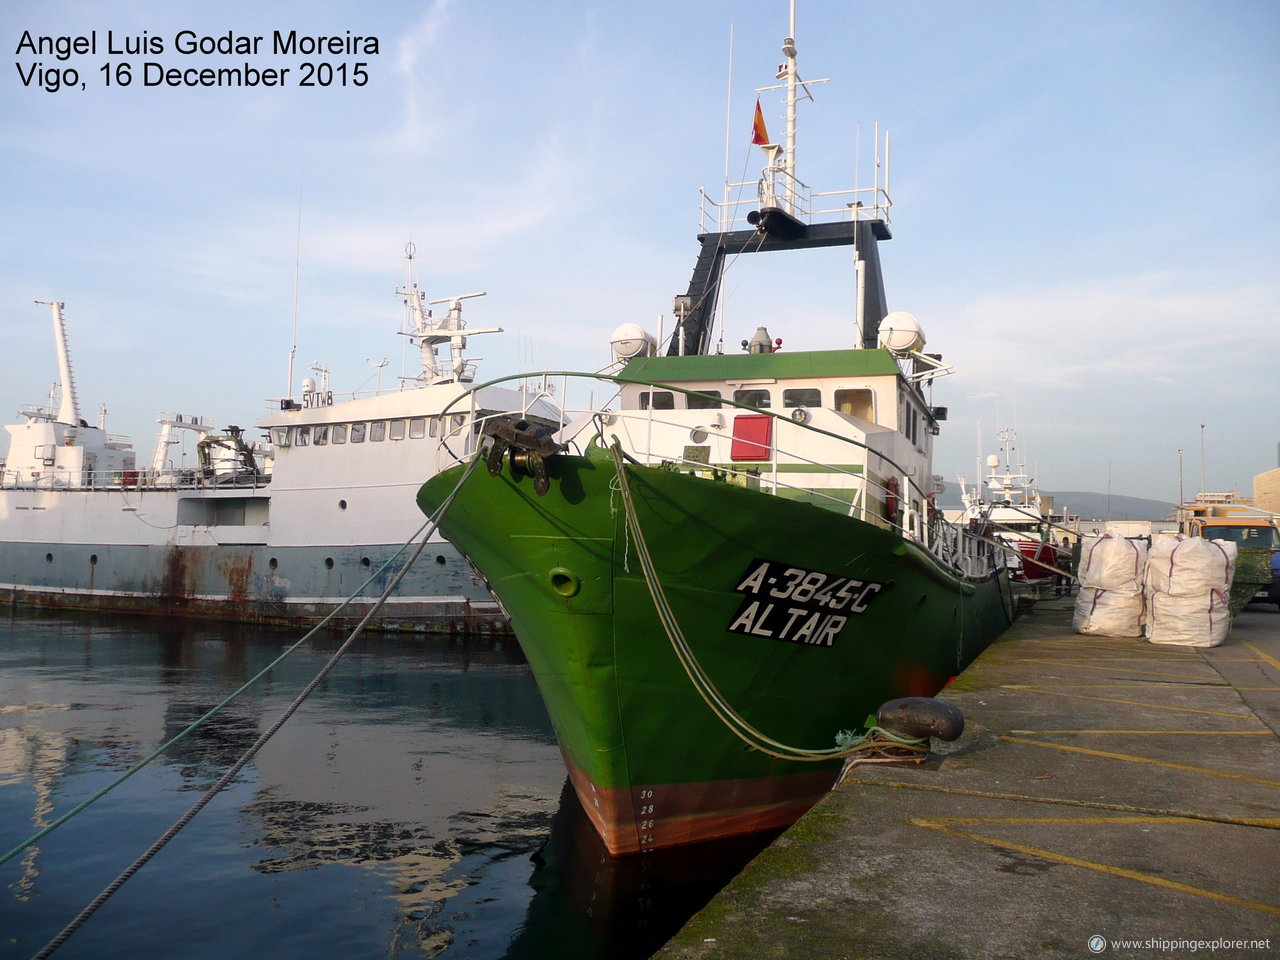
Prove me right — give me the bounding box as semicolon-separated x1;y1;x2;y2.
0;610;772;959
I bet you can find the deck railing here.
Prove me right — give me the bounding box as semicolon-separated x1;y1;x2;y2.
437;372;998;585
0;468;271;492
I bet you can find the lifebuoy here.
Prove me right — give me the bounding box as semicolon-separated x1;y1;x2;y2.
885;475;900;523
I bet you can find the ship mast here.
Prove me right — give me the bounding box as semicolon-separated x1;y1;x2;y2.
397;242;503;385
781;0;798;196
665;2;891;358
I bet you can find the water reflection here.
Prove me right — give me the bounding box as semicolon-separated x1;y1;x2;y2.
0;611;767;959
510;782;780;959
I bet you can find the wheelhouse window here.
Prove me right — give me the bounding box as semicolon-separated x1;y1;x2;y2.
450;414;466;432
389;420;407;441
313;425;329;446
835;389;874;420
639;391;675;410
370;421;387;442
429;417;441;437
409;418;427;439
733;389;771;409
294;425;310;447
350;423;366;443
687;390;722;410
270;427;290;447
783;388;821;408
332;424;347;444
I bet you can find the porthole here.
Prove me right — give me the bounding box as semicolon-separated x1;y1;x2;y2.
435;555;447;566
45;553;54;563
324;557;335;569
338;499;348;510
89;554;98;565
361;557;371;568
269;557;279;571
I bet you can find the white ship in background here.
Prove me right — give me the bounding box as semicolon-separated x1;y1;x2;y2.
958;428;1059;582
0;247;560;631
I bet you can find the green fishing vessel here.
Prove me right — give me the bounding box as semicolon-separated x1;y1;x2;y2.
417;8;1014;856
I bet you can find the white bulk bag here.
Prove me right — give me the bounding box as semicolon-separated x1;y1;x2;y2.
1146;589;1231;647
1073;583;1145;638
1146;535;1236;597
1077;535;1147;591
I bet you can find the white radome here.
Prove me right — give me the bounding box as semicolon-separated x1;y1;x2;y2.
877;312;925;354
610;323;656;359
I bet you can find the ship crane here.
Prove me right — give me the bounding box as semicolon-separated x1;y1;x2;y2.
151;413;213;476
33;301;81;428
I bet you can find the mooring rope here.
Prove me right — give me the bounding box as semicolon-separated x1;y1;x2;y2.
2;530;430;869
29;455;482;960
3;480;467;870
607;443;926;763
972;529;1077;584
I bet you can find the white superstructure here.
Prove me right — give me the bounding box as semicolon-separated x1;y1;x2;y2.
957;428;1058;581
0;250;559;630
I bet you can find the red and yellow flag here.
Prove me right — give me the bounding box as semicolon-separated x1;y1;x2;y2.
751;98;770;146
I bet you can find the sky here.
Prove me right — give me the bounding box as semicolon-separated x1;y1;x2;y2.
2;0;1277;503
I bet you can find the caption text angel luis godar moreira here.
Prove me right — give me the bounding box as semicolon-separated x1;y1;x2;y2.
15;29;381;92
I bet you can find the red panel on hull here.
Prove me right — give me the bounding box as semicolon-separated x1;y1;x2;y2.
730;415;773;461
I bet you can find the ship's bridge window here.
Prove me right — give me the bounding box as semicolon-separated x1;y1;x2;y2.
370;422;387;442
733;389;771;408
350;423;366;444
783;388;821;408
687;390;722;410
271;427;290;447
429;417;441;438
639;391;675;410
314;425;329;446
409;418;427;439
450;414;467;432
835;389;874;420
294;425;310;447
332;424;347;444
389;420;407;441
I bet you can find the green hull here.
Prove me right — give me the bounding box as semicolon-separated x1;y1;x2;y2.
419;446;1013;855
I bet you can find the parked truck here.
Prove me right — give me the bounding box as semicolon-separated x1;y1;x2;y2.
1182;506;1280;608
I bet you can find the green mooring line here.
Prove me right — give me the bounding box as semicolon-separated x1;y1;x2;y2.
28;454;482;960
1;516;433;868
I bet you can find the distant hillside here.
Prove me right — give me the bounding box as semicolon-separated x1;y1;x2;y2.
937;483;1175;522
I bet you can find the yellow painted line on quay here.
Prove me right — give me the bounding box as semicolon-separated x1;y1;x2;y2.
1027;654;1200;660
914;815;1280;828
1242;642;1280;672
1007;729;1272;736
910;816;1280;916
1012;660;1216;682
1001;686;1255;719
1004;682;1273;690
843;777;1279;828
1002;737;1280;788
993;686;1254;716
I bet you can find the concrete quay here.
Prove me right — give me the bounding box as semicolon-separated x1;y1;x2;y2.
656;597;1280;960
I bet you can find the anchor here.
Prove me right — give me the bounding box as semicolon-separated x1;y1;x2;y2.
483;417;562;496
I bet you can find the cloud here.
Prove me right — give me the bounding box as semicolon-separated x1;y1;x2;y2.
946;273;1279;392
386;0;454;154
